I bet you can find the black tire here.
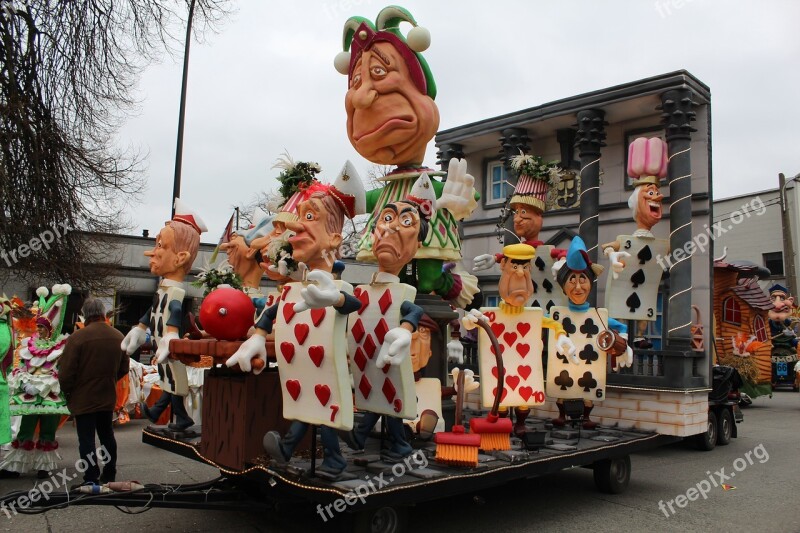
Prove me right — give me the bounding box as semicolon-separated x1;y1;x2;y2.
593;455;631;494
716;408;733;445
352;506;408;533
694;412;717;451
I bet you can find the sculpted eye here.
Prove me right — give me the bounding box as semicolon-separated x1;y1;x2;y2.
383;213;394;223
371;65;387;77
350;73;361;88
401;217;413;227
305;212;314;221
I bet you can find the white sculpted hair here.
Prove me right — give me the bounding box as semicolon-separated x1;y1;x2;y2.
628;186;644;217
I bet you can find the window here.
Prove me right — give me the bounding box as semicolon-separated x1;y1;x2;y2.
485;161;510;205
753;315;768;343
485;295;500;307
722;297;741;325
763;252;784;277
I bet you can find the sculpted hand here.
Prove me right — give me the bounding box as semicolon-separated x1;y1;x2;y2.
556;334;579;365
451;367;480;394
551;258;566;280
121;327;147;356
376;328;413;369
606;250;630;280
461;309;487;331
473;253;496;272
155;331;179;364
438;158;477;221
446;339;464;364
225;334;267;375
294;270;340;313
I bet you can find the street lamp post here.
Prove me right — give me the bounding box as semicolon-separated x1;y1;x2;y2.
171;0;197;218
778;172;800;296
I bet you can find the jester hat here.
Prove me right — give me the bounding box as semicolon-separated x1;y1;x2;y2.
33;284;72;341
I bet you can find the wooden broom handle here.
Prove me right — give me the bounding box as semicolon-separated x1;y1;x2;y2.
476;318;504;418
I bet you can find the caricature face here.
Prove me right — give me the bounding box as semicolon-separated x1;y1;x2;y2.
498;258;534;307
410;325;432;373
634;184;663;231
373;201;421;275
768;292;795;322
564;272;592;306
285;198;341;271
221;233;249;273
346;42;440;166
144;225;187;280
511;203;544;242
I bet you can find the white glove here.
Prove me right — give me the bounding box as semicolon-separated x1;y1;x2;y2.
556;334;580;365
294;270;340;313
225;334;267;374
155;331;179;364
461;309;487;331
451;367;480;394
24;383;40;396
447;339;464;364
614;333;634;370
551;258;566;280
121;326;148;356
605;248;630;280
438;158;477;221
376;327;412;369
472;253;497;272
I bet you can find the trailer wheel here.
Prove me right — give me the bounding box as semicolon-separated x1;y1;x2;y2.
694;412;717;451
716;408;733;446
352;505;408;533
593;455;631;494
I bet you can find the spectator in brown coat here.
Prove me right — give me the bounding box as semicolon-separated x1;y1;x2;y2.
59;298;128;485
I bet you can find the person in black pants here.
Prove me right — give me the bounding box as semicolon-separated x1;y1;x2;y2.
59;298;128;485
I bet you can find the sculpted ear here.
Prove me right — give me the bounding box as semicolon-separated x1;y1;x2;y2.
175;250;191;270
330;233;342;251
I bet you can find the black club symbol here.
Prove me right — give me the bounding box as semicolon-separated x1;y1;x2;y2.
578;371;597;392
562;317;576;335
554;370;574;391
579;345;599;364
580;318;599;338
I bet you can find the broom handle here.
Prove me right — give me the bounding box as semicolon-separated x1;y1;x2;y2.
476;318;504;418
455;367;465;425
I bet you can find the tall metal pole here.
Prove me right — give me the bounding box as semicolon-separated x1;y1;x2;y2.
779;173;797;296
171;0;197;217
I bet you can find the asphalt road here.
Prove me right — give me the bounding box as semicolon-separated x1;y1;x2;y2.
1;390;798;532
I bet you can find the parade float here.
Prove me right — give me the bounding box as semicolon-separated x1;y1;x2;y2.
3;6;737;532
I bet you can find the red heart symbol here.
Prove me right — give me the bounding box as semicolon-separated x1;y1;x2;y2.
516;343;530;358
490;344;505;356
286;380;301;401
308;345;324;367
517;322;531;336
503;332;518;346
280;342;295;364
505;375;520;391
518;365;532;381
282;301;296;323
311;308;326;327
490;322;505;338
491;367;499;379
519;386;533;402
315;384;331;406
393;399;402;413
492;387;508;403
294;323;309;345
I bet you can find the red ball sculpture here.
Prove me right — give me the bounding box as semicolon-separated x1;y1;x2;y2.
199;287;255;341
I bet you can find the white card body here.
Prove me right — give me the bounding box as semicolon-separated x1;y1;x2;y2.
530;245;567;311
605;234;668;321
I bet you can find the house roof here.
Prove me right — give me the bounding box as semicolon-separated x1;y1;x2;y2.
713;259;772;280
731;277;774;311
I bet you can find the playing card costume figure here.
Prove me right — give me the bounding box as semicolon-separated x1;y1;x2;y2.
548;238;633;429
2;284;71;476
334;6;480;308
473;154;568;311
464;244;576;436
227;171;365;477
121;199;207;432
341;192;426;461
602;137;669;348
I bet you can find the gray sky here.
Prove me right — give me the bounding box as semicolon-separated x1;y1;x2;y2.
116;0;800;243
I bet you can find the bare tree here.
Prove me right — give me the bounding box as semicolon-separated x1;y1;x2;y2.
0;0;231;290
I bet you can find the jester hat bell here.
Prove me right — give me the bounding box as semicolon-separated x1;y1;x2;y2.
334;5;436;99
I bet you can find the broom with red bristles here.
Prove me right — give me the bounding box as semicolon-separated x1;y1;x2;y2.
434;369;481;467
469;318;513;451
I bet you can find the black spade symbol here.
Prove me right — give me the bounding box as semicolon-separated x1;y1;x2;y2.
532;299;541;308
630;269;646;288
578;371;597;392
562;317;577;334
626;292;641;313
535;256;546;271
542;278;554;293
579;345;599;364
555;370;574;390
532;280;539;293
580;318;599;338
638;245;652;265
556;351;568;363
546;300;555;312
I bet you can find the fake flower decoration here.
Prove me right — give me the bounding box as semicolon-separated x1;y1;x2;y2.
509;151;564;186
272;152;322;201
265;231;299;276
193;262;243;297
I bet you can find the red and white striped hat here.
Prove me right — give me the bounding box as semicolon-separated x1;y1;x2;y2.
510;174;548;212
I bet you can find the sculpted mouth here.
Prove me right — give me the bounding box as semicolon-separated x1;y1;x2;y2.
353;116;414;141
648;201;662;217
